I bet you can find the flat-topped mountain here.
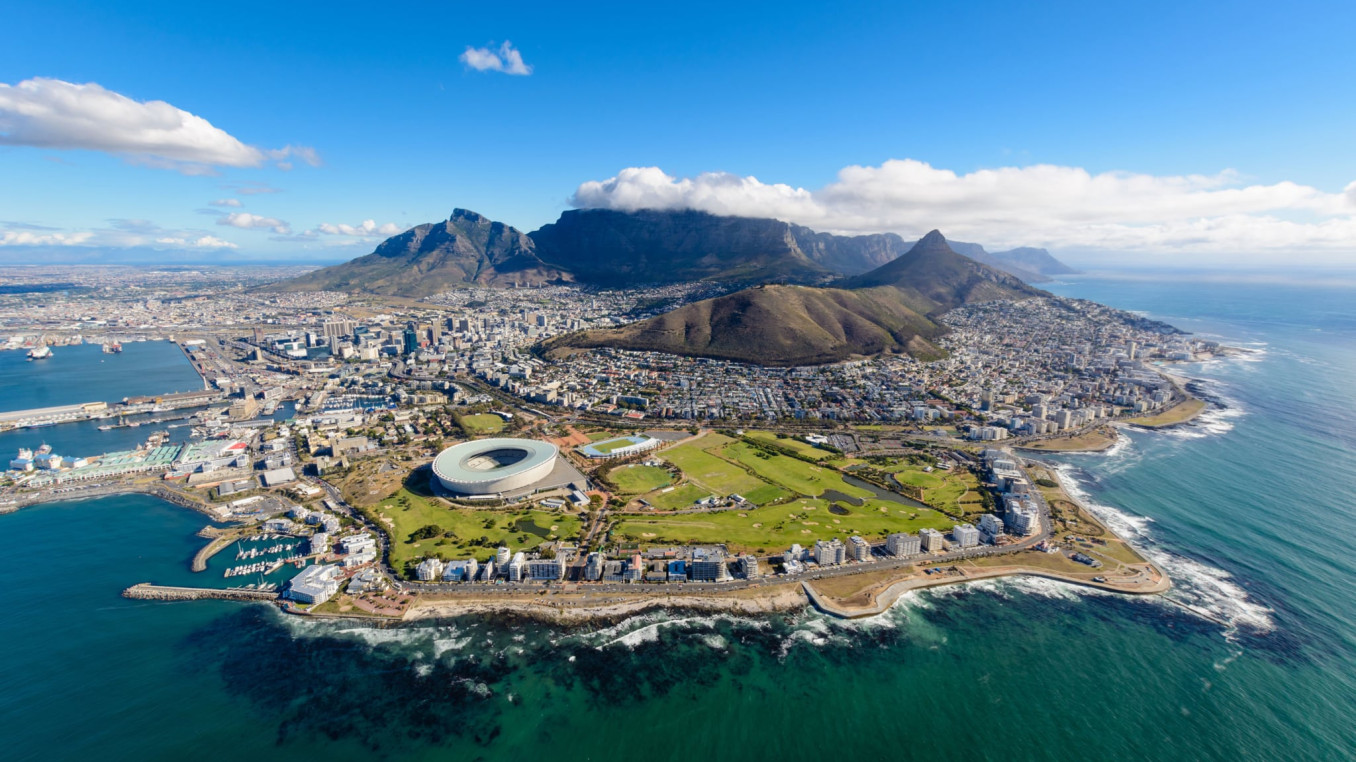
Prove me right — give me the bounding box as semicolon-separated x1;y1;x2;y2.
542;231;1041;366
529;209;837;285
268;209;568;296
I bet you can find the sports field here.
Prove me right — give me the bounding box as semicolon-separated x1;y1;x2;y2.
612;497;953;553
609;464;672;494
459;413;505;435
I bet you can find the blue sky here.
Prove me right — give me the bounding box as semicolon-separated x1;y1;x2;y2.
2;0;1355;265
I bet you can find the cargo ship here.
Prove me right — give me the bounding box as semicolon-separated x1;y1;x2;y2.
26;345;52;360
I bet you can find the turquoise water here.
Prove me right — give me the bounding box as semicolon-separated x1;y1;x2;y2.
3;273;1356;760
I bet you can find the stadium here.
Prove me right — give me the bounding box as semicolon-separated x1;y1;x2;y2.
431;438;570;497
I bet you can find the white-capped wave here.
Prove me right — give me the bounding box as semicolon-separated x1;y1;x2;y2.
1051;465;1274;634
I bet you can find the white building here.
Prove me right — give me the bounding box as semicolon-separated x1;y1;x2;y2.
978;514;1006;542
920;528;946;552
814;538;846;566
287;564;342;604
1004;495;1040;536
527;557;566;580
308;532;330;556
507;551;526;581
339;534;376;555
416;557;445;581
886;532;921;557
952;523;980;548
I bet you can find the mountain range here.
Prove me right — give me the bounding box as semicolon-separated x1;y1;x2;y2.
540;231;1043;366
271;207;1075;295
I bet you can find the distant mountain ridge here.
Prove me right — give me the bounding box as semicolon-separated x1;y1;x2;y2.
542;231;1043;366
267;209;569;296
269;206;1075;295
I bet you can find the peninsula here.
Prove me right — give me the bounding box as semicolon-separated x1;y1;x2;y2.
0;212;1215;624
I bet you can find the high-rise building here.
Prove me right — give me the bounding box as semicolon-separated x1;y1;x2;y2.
978;514;1006;542
848;535;871;562
886;532;921;557
952;523;980;548
741;555;759;578
920;528;946;552
323;319;356;342
584;552;604;581
814;538;846;566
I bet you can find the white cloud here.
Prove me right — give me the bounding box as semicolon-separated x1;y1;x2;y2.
571;160;1356;258
459;41;533;76
316;219;403;237
218;212;291;234
153;235;237;249
0;220;236;250
0;77;318;173
209;198;243;207
0;230;95;246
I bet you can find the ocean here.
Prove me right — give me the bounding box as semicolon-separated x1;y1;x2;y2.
2;272;1355;761
0;341;293;460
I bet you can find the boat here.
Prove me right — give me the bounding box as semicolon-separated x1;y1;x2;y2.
102;341;123;354
26;345;52;360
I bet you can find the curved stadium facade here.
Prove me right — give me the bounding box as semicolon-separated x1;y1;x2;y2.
431;438;560;496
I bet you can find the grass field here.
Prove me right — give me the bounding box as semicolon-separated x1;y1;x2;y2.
889;463;982;515
721;441;872;499
372;487;581;571
611;497;953;553
661;434;789;503
646;483;710;510
1126;398;1206;427
609;464;672;494
459;413;505;435
1020;426;1119;452
744;431;835;460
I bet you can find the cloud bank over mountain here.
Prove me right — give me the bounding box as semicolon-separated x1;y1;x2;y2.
572;161;1356;260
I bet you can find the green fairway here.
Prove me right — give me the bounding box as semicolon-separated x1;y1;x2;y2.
721;441;873;499
370;488;581;573
888;463;982;515
609;464;672;494
612;497;953;553
459;413;505;435
646;483;710;510
661;434;788;503
745;430;835;460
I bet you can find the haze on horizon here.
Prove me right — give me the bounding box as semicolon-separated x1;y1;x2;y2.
1;0;1354;269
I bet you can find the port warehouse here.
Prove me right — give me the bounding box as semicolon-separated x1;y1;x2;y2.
0;390;223;428
0;401;109;425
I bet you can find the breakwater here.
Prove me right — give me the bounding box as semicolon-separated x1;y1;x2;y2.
122;583;278;602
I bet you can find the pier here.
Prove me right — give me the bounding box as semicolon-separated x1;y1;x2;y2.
121;583;279;602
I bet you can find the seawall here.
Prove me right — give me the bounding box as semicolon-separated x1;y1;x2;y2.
122;583;278;602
